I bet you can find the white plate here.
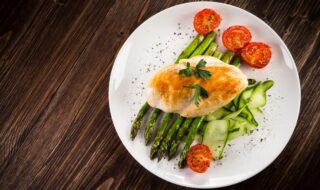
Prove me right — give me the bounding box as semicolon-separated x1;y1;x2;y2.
109;2;300;188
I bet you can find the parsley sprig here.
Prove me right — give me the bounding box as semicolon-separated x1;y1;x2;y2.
195;59;211;80
184;84;208;106
178;62;192;77
179;59;211;81
179;59;211;106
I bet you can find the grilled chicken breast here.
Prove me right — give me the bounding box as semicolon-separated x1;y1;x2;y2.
146;55;248;117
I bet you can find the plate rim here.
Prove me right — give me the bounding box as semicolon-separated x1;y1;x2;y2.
108;1;301;188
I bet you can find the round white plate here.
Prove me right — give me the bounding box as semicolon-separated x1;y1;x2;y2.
109;2;300;188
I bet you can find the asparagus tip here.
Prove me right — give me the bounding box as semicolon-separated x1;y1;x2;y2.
150;150;156;160
157;155;162;162
130;133;135;140
178;160;185;168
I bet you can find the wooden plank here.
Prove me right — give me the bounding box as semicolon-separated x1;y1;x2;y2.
0;0;117;183
0;0;319;189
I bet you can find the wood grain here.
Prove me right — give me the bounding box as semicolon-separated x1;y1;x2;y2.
0;0;319;189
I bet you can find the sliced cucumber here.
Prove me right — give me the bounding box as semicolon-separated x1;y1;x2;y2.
240;106;258;126
228;116;257;140
228;119;236;129
224;102;233;110
249;80;274;108
234;116;256;132
202;120;229;160
223;104;247;119
250;107;263;116
202;80;274;153
232;94;241;109
205;107;231;121
248;78;257;85
235;87;258;125
194;134;203;142
224;102;237;112
228;121;246;140
238;86;255;109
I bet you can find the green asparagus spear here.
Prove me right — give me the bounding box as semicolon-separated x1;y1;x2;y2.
175;34;205;63
213;51;223;59
130;102;150;140
150;113;173;159
231;56;242;67
157;115;184;161
221;50;235;64
190;32;216;57
175;52;231;166
131;34;217;141
178;116;205;168
168;118;193;159
204;42;218;56
157;37;220;160
145;108;161;145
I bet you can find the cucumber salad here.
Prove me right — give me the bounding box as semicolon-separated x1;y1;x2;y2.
130;8;273;173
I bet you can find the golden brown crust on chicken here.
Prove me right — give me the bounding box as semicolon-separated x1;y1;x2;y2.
146;56;248;117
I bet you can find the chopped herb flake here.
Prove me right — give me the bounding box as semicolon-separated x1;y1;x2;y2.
179;62;193;77
184;83;208;106
195;59;211;80
178;59;211;80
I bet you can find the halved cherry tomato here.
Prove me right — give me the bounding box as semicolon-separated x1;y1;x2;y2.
241;42;272;68
222;25;252;51
186;144;212;173
193;9;222;35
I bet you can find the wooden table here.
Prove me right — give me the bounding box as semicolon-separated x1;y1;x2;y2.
0;0;319;189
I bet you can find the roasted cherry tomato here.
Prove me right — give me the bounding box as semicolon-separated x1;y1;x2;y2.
193;9;222;35
240;42;272;68
186;144;212;173
222;25;252;51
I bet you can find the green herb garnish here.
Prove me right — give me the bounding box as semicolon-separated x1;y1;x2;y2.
184;83;208;106
195;59;211;80
179;62;193;77
179;59;211;80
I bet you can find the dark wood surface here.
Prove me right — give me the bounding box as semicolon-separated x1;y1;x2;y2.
0;0;319;189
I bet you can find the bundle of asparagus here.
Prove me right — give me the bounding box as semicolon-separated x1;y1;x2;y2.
130;31;241;168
